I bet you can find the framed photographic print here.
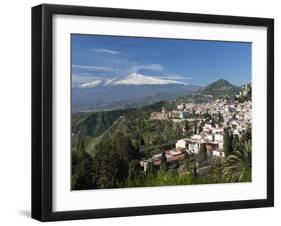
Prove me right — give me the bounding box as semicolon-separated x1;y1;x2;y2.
32;4;274;221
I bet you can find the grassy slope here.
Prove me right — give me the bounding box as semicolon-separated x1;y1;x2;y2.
85;117;126;157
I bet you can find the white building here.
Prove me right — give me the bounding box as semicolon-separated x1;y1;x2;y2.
188;142;200;154
212;149;225;158
176;139;189;149
180;111;189;119
214;134;223;142
192;134;201;139
177;104;184;110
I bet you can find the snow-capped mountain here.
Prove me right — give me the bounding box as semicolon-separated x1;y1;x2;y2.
73;73;200;112
78;73;187;88
108;72;186;86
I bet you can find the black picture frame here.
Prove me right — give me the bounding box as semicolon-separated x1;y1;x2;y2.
32;4;274;222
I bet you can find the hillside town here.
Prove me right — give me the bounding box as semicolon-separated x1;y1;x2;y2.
141;88;252;173
72;81;253;189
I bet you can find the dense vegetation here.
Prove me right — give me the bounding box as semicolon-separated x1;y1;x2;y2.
71;103;195;189
71;104;251;190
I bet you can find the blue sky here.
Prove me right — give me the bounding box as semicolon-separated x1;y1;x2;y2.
72;34;251;86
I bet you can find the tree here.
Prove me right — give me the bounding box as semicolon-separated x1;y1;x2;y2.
185;154;198;177
223;128;233;156
229;132;233;154
71;141;94;190
211;119;216;128
193;162;198;178
159;151;168;173
146;162;156;176
184;120;190;131
128;160;142;181
232;134;239;151
218;112;224;123
112;132;139;161
222;140;251;182
160;151;167;163
199;143;207;164
93;150;127;188
223;129;230;155
184;120;191;136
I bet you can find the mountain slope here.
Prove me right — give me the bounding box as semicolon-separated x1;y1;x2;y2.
177;79;242;103
78;80;103;88
77;72;187;88
108;73;186;86
197;79;241;97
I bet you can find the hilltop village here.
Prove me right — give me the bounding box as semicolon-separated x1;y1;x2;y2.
140;85;252;173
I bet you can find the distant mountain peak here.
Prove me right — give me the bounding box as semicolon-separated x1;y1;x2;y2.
195;79;241;98
127;72;139;78
78;72;188;88
208;79;233;87
111;72;186;86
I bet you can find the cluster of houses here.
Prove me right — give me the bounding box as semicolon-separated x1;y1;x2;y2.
141;97;252;172
150;107;189;121
140;148;186;172
236;84;251;99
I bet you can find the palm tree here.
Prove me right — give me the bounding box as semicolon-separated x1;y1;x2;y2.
222;140;251;182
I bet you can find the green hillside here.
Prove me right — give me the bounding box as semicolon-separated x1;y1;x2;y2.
199;79;241;97
177;79;241;102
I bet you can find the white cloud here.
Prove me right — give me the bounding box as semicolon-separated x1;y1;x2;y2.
91;48;120;55
130;64;164;72
72;64;113;71
157;74;192;80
